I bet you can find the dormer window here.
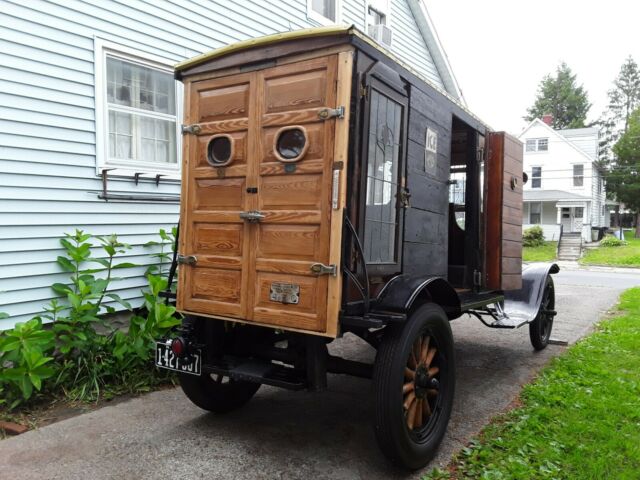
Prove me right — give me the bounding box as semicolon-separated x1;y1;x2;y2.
526;138;548;152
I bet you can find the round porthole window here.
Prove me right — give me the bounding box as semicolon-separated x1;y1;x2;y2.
274;126;309;163
207;135;233;167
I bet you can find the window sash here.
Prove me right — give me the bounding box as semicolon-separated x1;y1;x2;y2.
529;202;541;224
573;164;584;187
531;166;542;188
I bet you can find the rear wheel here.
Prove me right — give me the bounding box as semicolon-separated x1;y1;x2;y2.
529;276;555;350
178;316;260;413
373;303;455;470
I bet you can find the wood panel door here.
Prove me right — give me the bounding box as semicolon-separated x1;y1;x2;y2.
484;132;523;291
178;52;353;336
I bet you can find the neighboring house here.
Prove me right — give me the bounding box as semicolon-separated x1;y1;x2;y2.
0;0;462;329
518;117;607;242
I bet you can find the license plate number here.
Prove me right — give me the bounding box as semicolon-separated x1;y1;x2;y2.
155;342;201;376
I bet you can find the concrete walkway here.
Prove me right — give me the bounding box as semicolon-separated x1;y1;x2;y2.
1;269;637;479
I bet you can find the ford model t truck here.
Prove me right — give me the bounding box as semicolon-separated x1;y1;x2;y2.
155;26;558;469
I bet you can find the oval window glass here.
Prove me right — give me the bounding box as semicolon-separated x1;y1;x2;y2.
276;128;307;161
207;136;232;166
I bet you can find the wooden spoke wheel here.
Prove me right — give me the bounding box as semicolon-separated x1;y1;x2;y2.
529;276;555;350
373;303;455;470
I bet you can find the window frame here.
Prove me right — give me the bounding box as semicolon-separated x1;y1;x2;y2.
531;166;542;189
358;76;408;276
529;202;542;224
307;0;341;26
572;163;584;187
94;38;183;177
525;137;549;153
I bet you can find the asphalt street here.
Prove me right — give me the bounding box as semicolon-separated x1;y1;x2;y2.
1;266;638;480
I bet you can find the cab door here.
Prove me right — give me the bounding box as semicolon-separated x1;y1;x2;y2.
178;52;353;335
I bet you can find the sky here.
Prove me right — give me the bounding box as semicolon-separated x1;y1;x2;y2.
426;1;640;135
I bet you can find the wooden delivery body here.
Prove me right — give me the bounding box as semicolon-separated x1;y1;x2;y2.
175;27;522;336
166;27;558;470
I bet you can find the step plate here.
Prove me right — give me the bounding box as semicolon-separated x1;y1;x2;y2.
204;356;306;390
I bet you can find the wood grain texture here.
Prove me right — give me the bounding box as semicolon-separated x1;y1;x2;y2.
484;132;523;291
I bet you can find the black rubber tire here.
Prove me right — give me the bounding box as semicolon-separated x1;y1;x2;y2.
177;316;260;413
529;275;555;351
372;303;455;470
178;372;260;413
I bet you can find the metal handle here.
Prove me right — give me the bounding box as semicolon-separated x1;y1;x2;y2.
310;263;337;276
239;210;265;223
177;255;197;266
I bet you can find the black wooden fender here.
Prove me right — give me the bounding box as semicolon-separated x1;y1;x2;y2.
375;274;461;319
503;263;560;323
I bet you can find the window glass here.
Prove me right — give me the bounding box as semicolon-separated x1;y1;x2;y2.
575;207;584;218
526;139;536;152
530;202;541;224
573;164;584;187
106;56;177;166
364;89;402;264
531;166;542;188
537;138;548;151
525;138;548;152
311;0;336;21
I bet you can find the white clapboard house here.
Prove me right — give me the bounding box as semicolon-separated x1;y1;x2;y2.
0;0;462;329
519;116;607;244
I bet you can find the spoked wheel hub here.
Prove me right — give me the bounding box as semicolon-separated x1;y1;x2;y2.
403;334;440;431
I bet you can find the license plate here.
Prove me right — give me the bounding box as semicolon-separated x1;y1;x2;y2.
155;342;201;376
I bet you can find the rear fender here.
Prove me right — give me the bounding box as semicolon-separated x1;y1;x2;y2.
503;263;559;322
375;274;461;319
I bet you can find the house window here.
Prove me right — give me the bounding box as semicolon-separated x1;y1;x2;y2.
573;164;584;187
368;5;386;26
307;0;339;24
526;138;549;152
531;166;542;188
575;207;584;219
529;202;541;224
106;57;177;167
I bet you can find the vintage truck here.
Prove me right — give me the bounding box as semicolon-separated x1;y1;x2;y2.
155;25;558;470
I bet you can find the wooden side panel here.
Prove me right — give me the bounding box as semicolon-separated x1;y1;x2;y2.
484;132;523;291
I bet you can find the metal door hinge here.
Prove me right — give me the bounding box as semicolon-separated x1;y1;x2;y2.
181;124;201;135
310;263;337;276
239;210;265;223
177;255;197;266
318;106;345;120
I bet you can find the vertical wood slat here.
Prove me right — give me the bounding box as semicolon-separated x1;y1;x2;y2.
484;132;523;291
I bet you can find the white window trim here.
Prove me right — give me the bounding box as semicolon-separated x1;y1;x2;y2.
365;0;392;31
307;0;342;26
571;163;584;189
525;137;549;153
531;165;542;189
94;37;183;178
529;201;542;224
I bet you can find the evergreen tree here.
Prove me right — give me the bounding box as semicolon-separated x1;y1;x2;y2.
609;108;640;237
598;56;640;165
525;62;591;129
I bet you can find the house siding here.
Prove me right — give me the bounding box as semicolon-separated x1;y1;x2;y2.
0;0;447;329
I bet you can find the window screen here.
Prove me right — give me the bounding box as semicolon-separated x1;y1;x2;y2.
364;89;402;264
106;57;177;165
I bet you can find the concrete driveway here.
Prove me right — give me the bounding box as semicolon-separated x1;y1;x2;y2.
1;267;638;479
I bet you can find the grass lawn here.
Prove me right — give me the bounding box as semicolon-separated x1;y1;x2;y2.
426;287;640;480
580;230;640;267
523;241;557;262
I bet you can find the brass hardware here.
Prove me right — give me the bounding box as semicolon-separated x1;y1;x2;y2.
177;255;197;266
239;210;265;223
269;282;300;304
332;169;340;210
510;176;519;190
310;263;337;276
318;106;345;120
181;124;201;135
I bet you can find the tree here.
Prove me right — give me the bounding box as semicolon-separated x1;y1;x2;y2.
609;108;640;237
525;62;591;129
598;56;640;165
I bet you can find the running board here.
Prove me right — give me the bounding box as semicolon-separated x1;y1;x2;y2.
204;356;306;390
487;315;530;329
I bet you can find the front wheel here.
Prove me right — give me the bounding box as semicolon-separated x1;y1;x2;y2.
529;276;555;350
373;303;455;470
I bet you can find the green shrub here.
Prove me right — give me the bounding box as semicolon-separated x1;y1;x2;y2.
599;235;627;247
523;225;545;247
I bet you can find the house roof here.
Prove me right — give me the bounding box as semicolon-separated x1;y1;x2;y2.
518;119;598;165
524;190;591;202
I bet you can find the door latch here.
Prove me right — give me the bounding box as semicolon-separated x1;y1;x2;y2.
181;124;201;135
318;106;345;120
177;255;197;266
239;210;265;223
310;263;337;276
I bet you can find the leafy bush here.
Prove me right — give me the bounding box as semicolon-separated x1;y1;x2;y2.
0;228;181;409
523;225;545;247
599;235;627;247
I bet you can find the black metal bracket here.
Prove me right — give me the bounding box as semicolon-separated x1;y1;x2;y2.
98;169;180;203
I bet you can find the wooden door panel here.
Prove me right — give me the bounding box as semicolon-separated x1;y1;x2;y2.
197;82;250;122
257;225;320;261
259;174;323;210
